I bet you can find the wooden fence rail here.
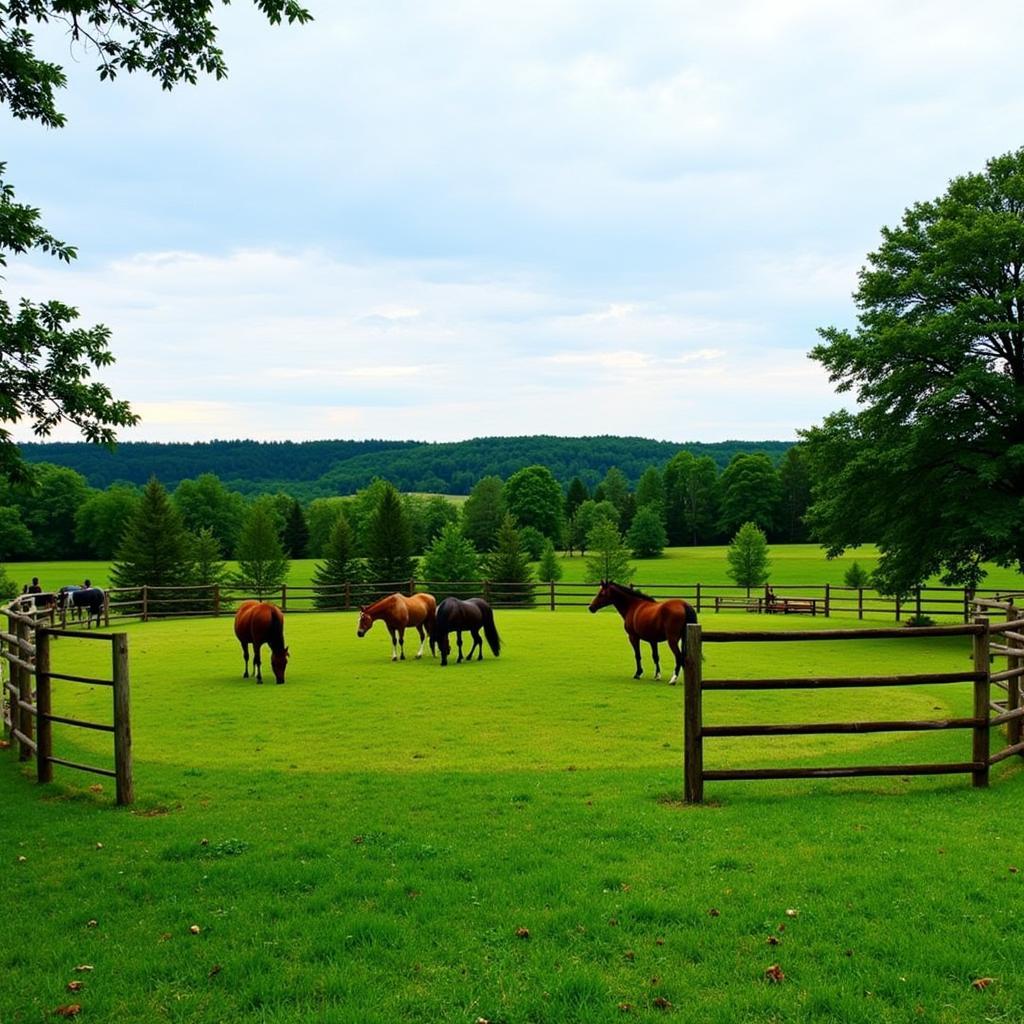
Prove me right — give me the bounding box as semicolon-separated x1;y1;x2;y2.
1;596;132;805
682;618;1017;803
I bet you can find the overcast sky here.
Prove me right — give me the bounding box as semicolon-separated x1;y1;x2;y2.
6;1;1023;445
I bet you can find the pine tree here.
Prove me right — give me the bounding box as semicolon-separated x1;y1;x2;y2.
112;476;194;589
537;539;562;582
189;526;227;613
420;522;480;599
584;520;635;584
312;514;363;609
281;497;309;558
365;483;417;590
234;500;290;599
484;514;535;606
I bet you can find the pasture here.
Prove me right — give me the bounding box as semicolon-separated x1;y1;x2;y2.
2;609;1024;1022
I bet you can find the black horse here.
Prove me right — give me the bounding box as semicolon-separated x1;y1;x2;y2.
433;597;501;667
63;586;105;628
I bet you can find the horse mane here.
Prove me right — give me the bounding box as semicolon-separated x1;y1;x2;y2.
608;580;656;603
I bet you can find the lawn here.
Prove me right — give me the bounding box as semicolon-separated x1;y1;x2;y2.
2;609;1023;1022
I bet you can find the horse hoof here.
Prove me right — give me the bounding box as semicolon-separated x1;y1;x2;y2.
669;676;678;685
415;653;422;659
633;672;642;680
391;655;398;662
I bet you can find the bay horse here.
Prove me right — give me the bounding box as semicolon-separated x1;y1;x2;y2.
433;596;500;667
357;592;437;661
234;600;289;684
589;580;697;684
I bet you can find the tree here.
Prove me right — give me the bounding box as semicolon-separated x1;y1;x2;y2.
600;466;631;517
0;506;32;560
281;497;309;558
365;482;416;586
844;561;871;589
777;445;812;543
634;466;666;517
584;520;635;585
420;522;480;598
664;451;719;546
112;477;193;589
571;499;619;556
306;497;351;558
565;477;589;519
717;453;780;538
311;514;363;610
503;465;564;542
9;462;90;558
234;499;290;599
461;475;506;552
189;526;227;612
173;474;245;557
420;495;459;549
804;148;1024;593
0;3;311;482
484;515;535;605
518;525;546;561
626;504;667;558
725;522;771;595
74;483;141;559
537;539;562;582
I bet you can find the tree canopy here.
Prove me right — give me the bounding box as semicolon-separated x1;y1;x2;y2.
805;148;1024;592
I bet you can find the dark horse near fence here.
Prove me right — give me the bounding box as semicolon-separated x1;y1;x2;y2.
589;580;698;684
433;597;501;667
233;600;289;684
357;592;437;661
61;586;105;629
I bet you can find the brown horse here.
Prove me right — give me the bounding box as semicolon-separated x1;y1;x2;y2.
357;592;437;661
234;600;289;684
589;580;697;684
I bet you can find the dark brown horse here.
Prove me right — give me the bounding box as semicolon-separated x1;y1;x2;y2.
433;596;500;667
589;580;697;684
234;600;289;684
357;592;437;660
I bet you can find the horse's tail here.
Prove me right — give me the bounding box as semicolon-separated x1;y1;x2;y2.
684;600;698;626
424;597;437;656
481;605;501;658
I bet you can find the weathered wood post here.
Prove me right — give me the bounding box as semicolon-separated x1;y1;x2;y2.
34;628;52;785
915;587;922;620
972;616;991;788
858;587;864;620
683;622;703;804
103;590;110;627
824;583;830;617
141;585;149;623
1006;605;1023;752
895;594;902;622
16;617;33;762
695;582;702;614
281;585;287;612
112;633;133;806
549;580;555;611
213;584;221;617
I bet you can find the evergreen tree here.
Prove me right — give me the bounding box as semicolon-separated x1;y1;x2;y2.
281;497;309;558
420;522;480;599
112;476;194;589
461;475;506;551
626;504;668;558
537;539;562;582
777;445;812;543
566;477;589;519
584;520;635;584
484;515;535;605
843;561;871;589
365;482;417;588
189;526;227;613
312;514;364;609
725;522;771;595
234;500;290;599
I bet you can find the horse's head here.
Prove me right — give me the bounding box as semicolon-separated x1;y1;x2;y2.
356;608;374;637
589;580;614;613
271;646;289;685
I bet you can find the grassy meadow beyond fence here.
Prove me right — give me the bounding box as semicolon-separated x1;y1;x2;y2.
3;609;1024;1022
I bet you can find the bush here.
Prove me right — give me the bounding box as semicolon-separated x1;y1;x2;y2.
904;613;936;628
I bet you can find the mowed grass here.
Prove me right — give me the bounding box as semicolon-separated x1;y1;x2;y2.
2;609;1024;1023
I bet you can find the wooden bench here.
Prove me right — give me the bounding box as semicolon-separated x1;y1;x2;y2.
766;596;819;615
713;596;763;613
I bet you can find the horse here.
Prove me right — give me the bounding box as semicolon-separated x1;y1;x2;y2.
233;600;289;684
589;580;697;684
58;585;84;623
433;597;500;667
357;592;437;661
63;586;105;629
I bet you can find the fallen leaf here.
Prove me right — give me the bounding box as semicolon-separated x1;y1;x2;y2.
972;977;994;991
189;924;201;935
66;982;83;993
73;966;93;973
88;784;103;794
0;739;10;749
515;927;530;939
95;843;103;850
765;964;785;983
16;855;26;863
785;908;799;918
53;1006;81;1018
652;996;672;1009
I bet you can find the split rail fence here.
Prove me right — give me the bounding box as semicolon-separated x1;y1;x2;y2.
683;595;1024;803
1;595;132;804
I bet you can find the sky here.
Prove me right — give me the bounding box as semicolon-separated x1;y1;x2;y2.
6;0;1024;445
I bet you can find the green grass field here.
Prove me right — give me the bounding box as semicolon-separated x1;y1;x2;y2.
2;608;1023;1022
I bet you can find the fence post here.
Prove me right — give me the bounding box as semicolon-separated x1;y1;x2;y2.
972;617;991;788
824;583;830;618
915;587;922;619
1006;604;1023;753
213;584;221;617
695;582;701;614
35;629;52;785
103;590;110;628
16;618;32;762
550;580;555;611
683;622;703;804
895;594;901;622
2;610;12;739
344;582;351;611
141;585;149;623
858;587;864;620
483;579;491;603
112;633;133;806
281;585;287;612
409;578;416;596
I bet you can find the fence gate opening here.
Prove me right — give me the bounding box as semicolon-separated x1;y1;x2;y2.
1;598;132;805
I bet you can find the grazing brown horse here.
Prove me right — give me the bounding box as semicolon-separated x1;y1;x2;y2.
357;592;437;661
589;580;697;684
234;600;289;684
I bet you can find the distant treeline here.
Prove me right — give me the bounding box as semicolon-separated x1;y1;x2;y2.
19;436;793;498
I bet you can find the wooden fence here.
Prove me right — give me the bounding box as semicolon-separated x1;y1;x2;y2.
1;596;132;805
81;580;1024;623
683;604;1024;803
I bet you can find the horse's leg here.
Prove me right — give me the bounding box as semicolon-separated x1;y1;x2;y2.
667;635;683;685
388;626;399;662
241;641;250;679
254;643;263;684
470;628;483;660
398;626;406;661
456;631;464;663
649;641;661;681
439;629;448;666
629;633;643;679
414;624;426;659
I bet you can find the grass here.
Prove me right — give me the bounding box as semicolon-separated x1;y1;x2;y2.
2;609;1023;1022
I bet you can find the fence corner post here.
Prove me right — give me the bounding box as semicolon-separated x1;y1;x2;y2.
35;629;52;785
972;616;991;788
683;622;704;804
112;633;133;806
